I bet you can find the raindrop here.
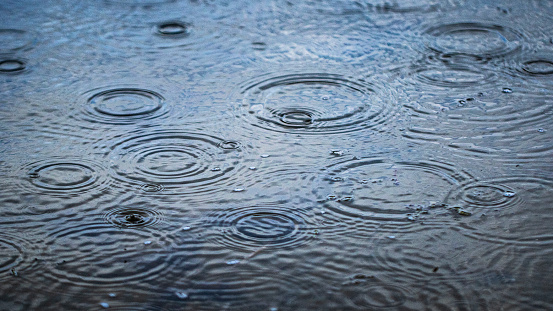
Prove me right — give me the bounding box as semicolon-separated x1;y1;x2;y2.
104;207;164;228
503;191;516;198
218;140;241;150
175;291;189;299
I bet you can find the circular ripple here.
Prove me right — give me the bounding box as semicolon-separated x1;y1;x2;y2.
207;205;316;251
0;29;36;51
236;73;396;135
414;65;492;88
107;130;244;195
79;87;166;124
104;207;164;228
317;158;471;221
0;59;26;73
0;233;36;279
522;60;553;75
20;159;108;195
447;182;520;213
424;22;523;59
100;17;232;53
154;21;190;37
41;222;194;290
341;282;408;309
447;176;553;246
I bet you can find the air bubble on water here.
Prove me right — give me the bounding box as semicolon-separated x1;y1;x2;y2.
330;150;344;156
331;176;343;182
182;226;191;231
321;95;330;100
100;302;110;309
211;167;221;172
270;307;279;311
503;191;516;198
144;240;152;245
175;291;189;299
387;235;396;239
538;128;545;133
502;88;513;93
108;293;116;298
249;166;256;170
233;188;245;192
227;260;240;265
260;154;270;158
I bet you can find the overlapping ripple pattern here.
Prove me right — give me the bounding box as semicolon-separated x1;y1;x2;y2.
1;0;553;310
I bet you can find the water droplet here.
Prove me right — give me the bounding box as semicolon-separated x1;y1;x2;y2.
100;302;110;309
226;260;240;265
502;88;513;93
175;291;189;299
218;140;241;150
503;191;516;198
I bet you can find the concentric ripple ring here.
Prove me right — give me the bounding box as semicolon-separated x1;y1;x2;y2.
236;73;396;134
207;205;316;251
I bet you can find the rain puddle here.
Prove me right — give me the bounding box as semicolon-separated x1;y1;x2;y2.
1;0;553;310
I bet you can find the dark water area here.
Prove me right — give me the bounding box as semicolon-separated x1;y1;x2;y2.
1;0;553;310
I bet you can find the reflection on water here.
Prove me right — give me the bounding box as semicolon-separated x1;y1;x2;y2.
1;0;553;310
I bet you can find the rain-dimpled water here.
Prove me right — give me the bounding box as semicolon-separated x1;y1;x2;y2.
1;0;553;310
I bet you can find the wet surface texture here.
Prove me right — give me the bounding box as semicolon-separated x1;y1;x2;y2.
1;0;553;310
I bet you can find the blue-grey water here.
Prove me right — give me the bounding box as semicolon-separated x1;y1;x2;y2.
1;0;553;310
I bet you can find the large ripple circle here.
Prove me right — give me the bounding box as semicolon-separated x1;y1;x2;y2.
236;73;396;135
424;22;523;59
79;87;167;124
20;159;108;195
107;131;242;194
207;205;316;251
318;158;471;221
